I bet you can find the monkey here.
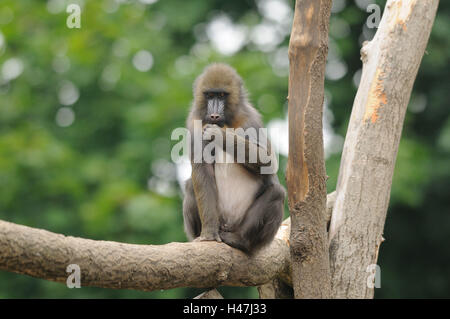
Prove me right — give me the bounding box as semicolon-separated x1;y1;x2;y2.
182;63;285;254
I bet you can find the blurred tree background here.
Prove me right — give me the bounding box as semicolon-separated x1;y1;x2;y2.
0;0;448;298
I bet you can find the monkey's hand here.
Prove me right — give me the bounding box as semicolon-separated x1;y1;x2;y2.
203;124;224;143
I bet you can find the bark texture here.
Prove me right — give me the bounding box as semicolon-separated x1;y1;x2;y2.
286;0;332;298
328;0;439;299
258;279;294;299
0;219;290;291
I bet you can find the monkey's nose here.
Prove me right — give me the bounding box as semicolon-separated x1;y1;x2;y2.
210;113;221;121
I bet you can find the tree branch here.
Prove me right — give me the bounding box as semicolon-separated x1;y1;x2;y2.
286;0;332;298
0;219;290;291
0;192;342;294
328;0;439;299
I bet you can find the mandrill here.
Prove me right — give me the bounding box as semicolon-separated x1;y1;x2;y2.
183;63;285;254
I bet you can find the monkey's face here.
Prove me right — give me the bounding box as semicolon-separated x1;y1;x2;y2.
203;89;229;127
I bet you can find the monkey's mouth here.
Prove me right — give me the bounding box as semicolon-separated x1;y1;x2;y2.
205;119;225;127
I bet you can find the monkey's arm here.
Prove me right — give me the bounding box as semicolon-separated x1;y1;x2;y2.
230;132;277;174
204;124;278;174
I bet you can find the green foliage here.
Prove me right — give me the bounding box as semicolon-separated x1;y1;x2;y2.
0;0;449;298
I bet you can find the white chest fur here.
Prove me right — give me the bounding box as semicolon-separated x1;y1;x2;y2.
214;151;262;226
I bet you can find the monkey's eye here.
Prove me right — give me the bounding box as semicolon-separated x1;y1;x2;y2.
219;92;225;98
206;92;215;99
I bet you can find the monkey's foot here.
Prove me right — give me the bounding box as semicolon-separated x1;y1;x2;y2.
219;231;250;254
194;234;222;243
220;223;234;232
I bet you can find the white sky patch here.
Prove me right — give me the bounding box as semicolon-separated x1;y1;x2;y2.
152;159;177;181
257;0;292;24
55;107;75;127
268;117;289;157
251;0;293;53
176;155;191;193
206;15;247;56
132;50;154;72
139;0;158;4
58;80;79;105
325;59;348;81
1;57;24;81
323;96;344;157
147;177;176;197
256;0;292;37
257;0;292;23
250;22;284;52
148;158;177;197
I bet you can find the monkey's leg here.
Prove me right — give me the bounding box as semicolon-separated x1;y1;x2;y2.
191;163;222;242
182;178;201;241
219;183;285;253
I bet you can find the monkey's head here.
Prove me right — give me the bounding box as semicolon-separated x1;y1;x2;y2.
192;63;246;128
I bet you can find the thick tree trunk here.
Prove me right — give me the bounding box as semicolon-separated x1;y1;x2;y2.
328;0;439;299
286;0;332;298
